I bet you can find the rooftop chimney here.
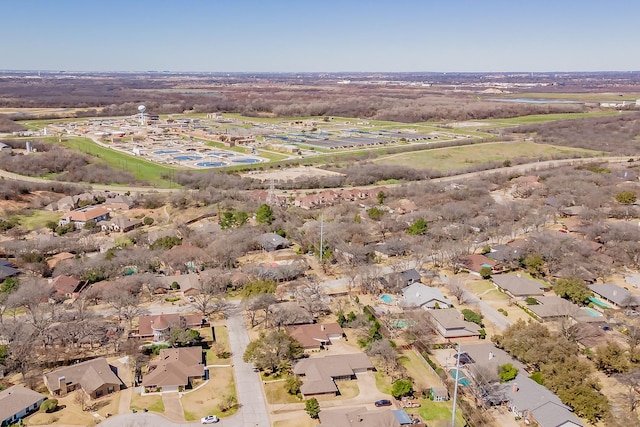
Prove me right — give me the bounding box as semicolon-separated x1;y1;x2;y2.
512;383;519;393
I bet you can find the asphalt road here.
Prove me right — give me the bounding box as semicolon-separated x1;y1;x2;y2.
225;301;270;427
439;274;513;331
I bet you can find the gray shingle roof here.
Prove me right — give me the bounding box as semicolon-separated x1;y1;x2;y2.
0;385;46;424
401;283;452;309
492;274;546;297
589;283;639;307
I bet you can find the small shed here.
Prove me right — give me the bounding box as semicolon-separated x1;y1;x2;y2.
430;386;449;402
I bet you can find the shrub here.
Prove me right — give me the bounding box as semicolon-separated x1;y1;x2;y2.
391;379;413;398
40;398;58;413
305;398;320;419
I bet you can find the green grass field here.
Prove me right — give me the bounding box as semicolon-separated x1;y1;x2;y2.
375;141;604;172
11;210;61;231
406;400;465;427
14;136;179;187
496;92;640;101
478;110;624;126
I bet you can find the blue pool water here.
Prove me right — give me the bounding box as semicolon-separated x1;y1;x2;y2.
380;294;393;303
588;297;612;309
154;149;180;155
196;161;226;167
174;155;202;161
583;308;602;317
232;158;261;164
449;369;470;386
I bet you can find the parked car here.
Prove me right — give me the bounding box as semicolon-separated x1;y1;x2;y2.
375;399;392;407
201;415;219;424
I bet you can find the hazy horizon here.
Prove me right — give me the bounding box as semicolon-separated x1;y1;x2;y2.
3;0;640;73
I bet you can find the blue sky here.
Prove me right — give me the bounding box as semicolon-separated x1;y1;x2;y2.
2;0;638;72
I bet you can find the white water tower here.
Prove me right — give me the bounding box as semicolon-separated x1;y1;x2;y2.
138;104;146;126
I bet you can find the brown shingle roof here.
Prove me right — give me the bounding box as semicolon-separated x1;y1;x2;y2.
142;347;204;388
137;313;202;337
68;206;110;222
285;323;344;349
294;353;374;395
43;357;122;394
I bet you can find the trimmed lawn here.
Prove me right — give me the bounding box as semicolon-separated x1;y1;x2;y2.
130;393;165;413
203;324;232;365
181;367;237;420
376;142;603;172
375;371;393;395
11;210;62;231
406;399;465;427
465;280;494;295
400;350;442;392
478;110;623;126
26;392;119;426
10;135;177;187
264;380;301;404
274;417;317;427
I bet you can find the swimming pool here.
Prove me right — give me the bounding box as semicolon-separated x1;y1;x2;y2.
449;369;470;386
390;319;415;329
589;297;612;309
380;294;393;304
583;307;602;317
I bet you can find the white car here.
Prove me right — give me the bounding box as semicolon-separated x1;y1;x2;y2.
201;415;219;424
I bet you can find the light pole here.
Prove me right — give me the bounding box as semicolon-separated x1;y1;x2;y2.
451;343;461;427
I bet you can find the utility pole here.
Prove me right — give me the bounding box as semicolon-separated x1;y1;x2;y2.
451;343;461;427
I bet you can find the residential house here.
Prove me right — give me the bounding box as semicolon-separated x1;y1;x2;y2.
293;353;374;398
383;269;422;289
46;252;75;269
269;302;313;326
428;309;481;340
491;273;546;299
0;260;19;281
319;407;424;427
141;346;205;392
400;283;452;309
526;296;583;323
102;195;134;210
0;385;47;427
135;313;203;342
152;274;202;295
460;254;498;275
99;215;142;233
161;243;211;273
486;245;522;264
256;233;290;252
589;283;640;309
372;243;408;260
58;206;110;229
502;374;583;427
48;275;86;299
43;357;123;399
285;323;344;350
460;343;526;385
